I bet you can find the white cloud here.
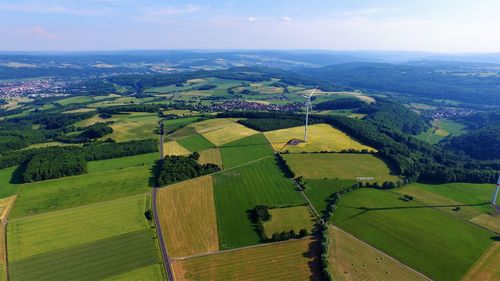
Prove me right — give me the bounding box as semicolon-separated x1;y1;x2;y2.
28;26;57;39
0;2;107;16
147;4;202;16
281;16;292;22
247;16;257;22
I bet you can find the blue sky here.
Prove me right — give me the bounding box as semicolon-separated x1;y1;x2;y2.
0;0;499;52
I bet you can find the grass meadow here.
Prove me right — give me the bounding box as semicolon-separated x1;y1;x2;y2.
220;133;274;169
177;134;215;152
264;124;374;153
303;179;356;215
157;176;219;258
284;153;397;182
7;194;149;261
213;157;304;249
0;166;20;199
87;153;157;173
9;230;159;281
198;148;223;167
172;238;320;281
331;188;495;281
10;165;152;217
103;264;164;281
263;206;316;238
328;226;428;281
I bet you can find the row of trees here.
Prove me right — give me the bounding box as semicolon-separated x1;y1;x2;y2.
157;153;220;186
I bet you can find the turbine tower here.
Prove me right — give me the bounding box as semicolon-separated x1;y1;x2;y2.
303;86;318;143
492;175;500;205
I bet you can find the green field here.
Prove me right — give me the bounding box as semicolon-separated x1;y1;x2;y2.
104;264;163;281
164;117;200;133
213;157;304;249
283;153;398;182
7;194;149;261
87;153;158;173
263;206;315;238
177;134;216;152
0;166;20;199
416;119;466;144
10;165;152;218
220;133;274;169
56;95;114;106
9;230;159;281
331;188;495;281
303;179;356;215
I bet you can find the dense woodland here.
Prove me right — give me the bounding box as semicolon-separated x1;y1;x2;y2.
314;98;365;110
22;149;87;182
157;153;220;186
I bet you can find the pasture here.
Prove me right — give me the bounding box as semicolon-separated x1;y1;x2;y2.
164;141;191;156
328;226;428;281
283;153;397;182
104;264;164;281
264;124;374;153
263;206;315;238
416;119;466;144
303;179;356;214
7;194;148;261
220;133;274;169
177;134;215;152
164;117;200;133
461;242;500;281
157;176;219;257
105;113;159;142
87;153;157;173
213;157;304;249
172;238;320;281
0;166;19;198
10;165;152;217
198;148;223;167
9;230;159;281
331;188;495;281
202;123;258;146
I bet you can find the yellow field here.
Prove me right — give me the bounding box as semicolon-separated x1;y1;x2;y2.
198;148;223;167
162;109;199;116
189;118;239;134
328;226;428;281
74;114;108;127
470;214;500;234
164;141;191;156
202;123;258;146
0;224;6;281
461;242;500;281
265;124;375;153
173;238;320;281
0;196;15;221
157;176;219;258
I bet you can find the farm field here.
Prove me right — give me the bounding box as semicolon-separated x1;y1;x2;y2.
331;188;495;281
213;157;304;249
164;141;191;156
87;152;157;173
220;133;274;169
264;124;374;152
7;194;148;261
0;225;6;281
416;119;466;144
162;109;199;116
177;133;215;152
9;230;159;281
104;113;160;142
303;179;356;214
10;165;152;217
327;226;428;281
396;183;500;233
56;95;114;106
189;118;238;134
157;176;219;258
263;206;315;238
198;148;223;167
167;126;197;140
0;166;19;198
62;108;96;114
0;196;15;221
461;242;500;281
202;123;258;146
104;264;164;281
164;117;200;133
283;153;397;182
172;238;320;281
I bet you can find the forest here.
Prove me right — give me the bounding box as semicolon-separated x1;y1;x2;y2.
157;153;220;186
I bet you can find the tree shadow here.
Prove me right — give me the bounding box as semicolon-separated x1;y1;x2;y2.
302;237;322;281
491;236;500;242
10;161;28;184
148;160;162;187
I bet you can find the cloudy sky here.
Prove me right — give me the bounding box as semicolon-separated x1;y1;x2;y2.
1;0;499;52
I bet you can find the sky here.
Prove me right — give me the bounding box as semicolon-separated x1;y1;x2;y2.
1;0;500;52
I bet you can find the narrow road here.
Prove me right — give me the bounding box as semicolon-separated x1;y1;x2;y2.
152;186;175;281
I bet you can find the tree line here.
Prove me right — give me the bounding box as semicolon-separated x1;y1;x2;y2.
156;152;220;186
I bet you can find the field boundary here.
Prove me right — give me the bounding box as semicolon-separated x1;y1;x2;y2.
330;225;431;281
173;236;312;261
152;187;174;281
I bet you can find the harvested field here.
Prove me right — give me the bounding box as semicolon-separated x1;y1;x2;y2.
190;118;238;134
202;123;258;146
461;242;500;281
198;148;223;167
164;141;191;156
263;206;315;238
328;226;428;281
157;176;219;257
172;238;320;281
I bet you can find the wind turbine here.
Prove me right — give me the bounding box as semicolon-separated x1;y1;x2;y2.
303;86;318;143
492;175;500;205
